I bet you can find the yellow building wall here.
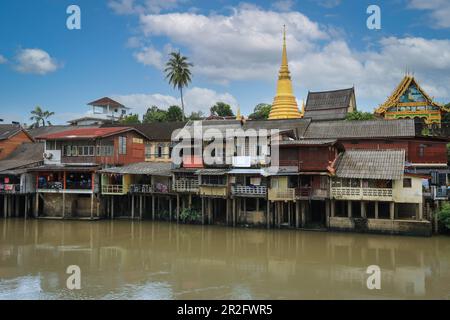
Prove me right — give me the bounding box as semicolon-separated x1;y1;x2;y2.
393;176;423;204
145;142;171;162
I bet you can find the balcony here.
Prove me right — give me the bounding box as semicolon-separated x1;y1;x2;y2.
331;187;393;201
172;179;199;193
37;181;63;193
268;188;296;201
231;185;267;197
199;184;228;197
129;184;171;194
0;184;22;194
431;186;448;200
102;184;128;195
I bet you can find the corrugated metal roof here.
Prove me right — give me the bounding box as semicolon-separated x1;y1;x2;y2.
0;124;23;140
335;150;405;180
0;143;45;172
35;127;136;140
278;139;337;146
27;125;101;138
102;122;187;141
304;88;354;121
195;168;229;175
27;164;100;172
303;119;416;139
100;162;172;176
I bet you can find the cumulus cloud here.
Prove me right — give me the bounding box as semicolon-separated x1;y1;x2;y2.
15;48;59;75
112;87;238;115
109;0;182;15
408;0;450;29
133;46;164;69
314;0;342;8
0;54;7;64
271;0;295;12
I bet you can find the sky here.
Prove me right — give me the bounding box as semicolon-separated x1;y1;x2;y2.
1;0;450;125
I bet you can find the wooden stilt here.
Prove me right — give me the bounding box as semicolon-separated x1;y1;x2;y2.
168;197;172;221
34;193;39;218
295;201;300;228
375;201;379;219
301;201;306;228
62;193;66;219
90;193;94;220
140;196;143;220
201;197;205;225
176;195;180;223
131;195;135;219
4;195;7;219
233;198;236;227
111;196;114;220
266;201;270;229
152;195;155;220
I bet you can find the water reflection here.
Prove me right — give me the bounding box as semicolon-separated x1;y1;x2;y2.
1;219;450;299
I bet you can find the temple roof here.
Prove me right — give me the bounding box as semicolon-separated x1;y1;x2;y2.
334;150;405;180
304;87;355;121
375;75;448;114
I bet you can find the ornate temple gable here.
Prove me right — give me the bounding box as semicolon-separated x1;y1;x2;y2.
375;75;448;124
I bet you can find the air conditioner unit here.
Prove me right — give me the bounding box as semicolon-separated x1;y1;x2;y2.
43;152;53;160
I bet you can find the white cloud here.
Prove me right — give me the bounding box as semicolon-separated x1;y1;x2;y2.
133;46;164;69
125;5;450;110
314;0;342;8
408;0;450;29
112;87;238;116
271;0;295;12
109;0;182;15
15;49;59;75
0;54;7;64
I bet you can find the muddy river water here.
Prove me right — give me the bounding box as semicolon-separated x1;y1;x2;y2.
1;219;450;299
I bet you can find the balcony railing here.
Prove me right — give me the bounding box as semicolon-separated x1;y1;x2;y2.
102;184;128;195
129;184;171;194
173;179;199;192
331;187;392;200
38;181;63;191
268;188;296;201
231;185;267;197
432;186;448;200
0;184;22;194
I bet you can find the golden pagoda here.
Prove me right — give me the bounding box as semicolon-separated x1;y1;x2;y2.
375;74;449;124
268;26;302;120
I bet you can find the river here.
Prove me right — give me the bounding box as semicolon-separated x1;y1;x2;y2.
1;219;449;299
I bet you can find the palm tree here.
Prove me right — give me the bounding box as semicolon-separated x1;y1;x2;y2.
164;52;193;120
30;106;54;128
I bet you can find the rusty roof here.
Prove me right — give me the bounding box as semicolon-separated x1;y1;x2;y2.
34;127;143;140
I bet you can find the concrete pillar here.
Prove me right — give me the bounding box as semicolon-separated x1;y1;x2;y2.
152;196;155;220
266;201;270;229
201;197;205;225
226;199;229;226
25;195;28;219
90;193;94;219
168;197;172;221
34;193;39;218
131;195;135;219
62;193;66;218
347;201;352;218
375;201;379;219
111;196;114;220
233;199;236;227
3;195;7;219
417;203;423;221
295;201;300;228
390;202;395;220
325;200;330;227
361;201;366;218
176;195;180;223
331;200;335;217
301;201;306;228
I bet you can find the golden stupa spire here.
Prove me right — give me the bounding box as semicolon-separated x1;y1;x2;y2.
268;25;302;120
236;106;242;120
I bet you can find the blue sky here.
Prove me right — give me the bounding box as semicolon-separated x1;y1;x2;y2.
1;0;450;124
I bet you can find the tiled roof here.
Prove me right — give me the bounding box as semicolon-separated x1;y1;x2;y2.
87;97;128;109
0;124;24;140
35;127;137;140
103;122;187;141
0;142;44;172
304;88;354;121
101;162;172;176
302;119;416;139
334;150;405;180
27;125;101;138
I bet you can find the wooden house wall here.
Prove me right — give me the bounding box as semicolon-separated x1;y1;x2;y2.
0;131;33;160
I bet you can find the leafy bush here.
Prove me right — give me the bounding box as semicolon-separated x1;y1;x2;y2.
180;208;201;223
437;202;450;231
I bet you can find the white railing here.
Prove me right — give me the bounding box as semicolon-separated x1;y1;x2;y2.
232;185;267;196
129;184;171;194
0;184;22;194
268;188;296;201
331;187;392;200
102;184;127;194
173;179;199;192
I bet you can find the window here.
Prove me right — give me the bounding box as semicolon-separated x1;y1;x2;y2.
157;144;163;158
403;178;412;188
63;145;96;157
119;136;127;155
145;144;152;158
201;175;225;185
418;144;426;158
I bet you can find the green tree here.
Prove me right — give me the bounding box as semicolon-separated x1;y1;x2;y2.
143;106;168;123
120;114;141;124
167;105;184;122
210;102;234;117
29;106;54;128
187;111;204;120
164;52;193;121
248;103;271;120
345;110;375;121
437;202;450;232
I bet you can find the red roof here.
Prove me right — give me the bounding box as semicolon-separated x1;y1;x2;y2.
35;127;133;140
87;97;127;108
